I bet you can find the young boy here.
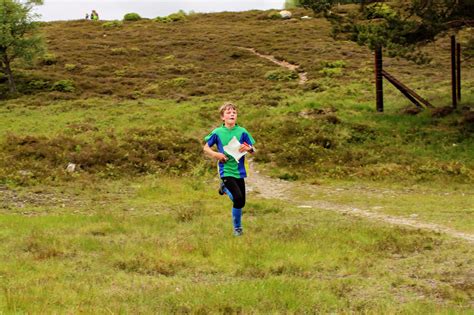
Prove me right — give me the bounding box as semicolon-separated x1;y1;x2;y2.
203;102;255;236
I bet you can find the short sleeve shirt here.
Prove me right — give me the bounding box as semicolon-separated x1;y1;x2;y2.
204;124;255;178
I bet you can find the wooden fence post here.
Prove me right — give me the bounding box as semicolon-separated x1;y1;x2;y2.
456;43;461;101
451;35;457;108
375;46;383;112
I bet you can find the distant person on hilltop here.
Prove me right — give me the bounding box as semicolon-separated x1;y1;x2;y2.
91;10;99;20
203;102;256;237
85;13;89;20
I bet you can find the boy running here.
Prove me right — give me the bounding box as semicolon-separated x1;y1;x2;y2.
203;102;255;236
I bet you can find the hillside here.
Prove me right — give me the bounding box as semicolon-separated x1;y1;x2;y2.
0;8;473;313
1;9;473;184
2;9;472;103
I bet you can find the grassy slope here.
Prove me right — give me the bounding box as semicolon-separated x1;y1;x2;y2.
0;176;473;313
0;8;473;313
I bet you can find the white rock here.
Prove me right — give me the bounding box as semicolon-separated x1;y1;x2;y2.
301;16;312;19
279;10;292;19
66;163;76;173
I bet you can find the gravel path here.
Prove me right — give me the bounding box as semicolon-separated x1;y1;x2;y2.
237;46;308;84
246;163;474;244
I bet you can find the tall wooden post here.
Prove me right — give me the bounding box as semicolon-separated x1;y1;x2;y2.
451;36;457;108
375;46;383;112
456;43;461;101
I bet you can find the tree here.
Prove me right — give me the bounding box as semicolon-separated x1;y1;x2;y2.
299;0;474;63
0;0;44;94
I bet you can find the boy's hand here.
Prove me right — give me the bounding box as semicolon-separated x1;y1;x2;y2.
214;152;228;163
239;142;252;153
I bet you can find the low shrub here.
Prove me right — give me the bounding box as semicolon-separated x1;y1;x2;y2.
266;11;282;20
102;20;123;28
123;13;141;21
321;60;346;68
64;64;77;71
265;69;298;81
156;10;187;23
0;128;203;185
168;10;187;22
364;3;397;20
110;48;128;55
170;77;189;87
51;80;75;92
40;53;57;66
27;79;50;90
319;67;343;77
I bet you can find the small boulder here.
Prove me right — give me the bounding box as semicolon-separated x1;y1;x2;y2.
279;10;292;19
66;163;76;173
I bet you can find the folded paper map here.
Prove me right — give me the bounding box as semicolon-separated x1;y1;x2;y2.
223;136;247;162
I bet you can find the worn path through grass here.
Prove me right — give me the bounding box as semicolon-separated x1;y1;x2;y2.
247;162;474;243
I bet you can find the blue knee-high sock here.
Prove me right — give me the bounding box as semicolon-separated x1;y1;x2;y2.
223;187;234;201
232;207;242;229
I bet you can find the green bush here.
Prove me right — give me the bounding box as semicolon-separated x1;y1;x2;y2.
156;10;187;23
265;69;298;81
27;79;50;90
319;67;343;77
64;64;77;71
123;13;142;21
102;20;123;28
364;3;397;20
0;128;202;184
110;47;128;55
321;60;346;68
267;11;282;19
170;77;189;87
51;80;75;92
319;60;345;77
284;0;301;9
168;10;187;22
114;69;126;77
40;53;57;65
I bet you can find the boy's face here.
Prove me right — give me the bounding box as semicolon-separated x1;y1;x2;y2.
221;108;237;125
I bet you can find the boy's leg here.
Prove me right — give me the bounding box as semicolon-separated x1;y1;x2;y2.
222;177;245;233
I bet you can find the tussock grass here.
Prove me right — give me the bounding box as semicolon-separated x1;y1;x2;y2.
0;176;472;313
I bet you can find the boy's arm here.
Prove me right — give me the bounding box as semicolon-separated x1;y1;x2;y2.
203;143;228;163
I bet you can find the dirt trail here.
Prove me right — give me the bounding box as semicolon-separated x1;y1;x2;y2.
246;163;474;244
238;47;308;84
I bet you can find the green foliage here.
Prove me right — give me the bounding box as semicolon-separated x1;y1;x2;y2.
266;11;282;19
299;0;336;14
123;13;141;21
156;10;187;23
319;60;345;77
329;1;474;63
321;60;346;68
168;10;187;22
0;127;202;184
265;69;298;81
170;77;189;87
64;63;77;71
40;53;57;65
102;20;123;28
0;0;44;93
363;3;397;19
110;47;128;55
51;79;75;92
319;67;342;77
284;0;301;9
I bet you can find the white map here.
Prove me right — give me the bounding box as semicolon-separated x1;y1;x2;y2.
223;136;247;162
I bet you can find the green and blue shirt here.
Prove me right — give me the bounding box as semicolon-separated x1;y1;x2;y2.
204;124;255;178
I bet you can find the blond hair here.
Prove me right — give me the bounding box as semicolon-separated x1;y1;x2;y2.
219;102;237;118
